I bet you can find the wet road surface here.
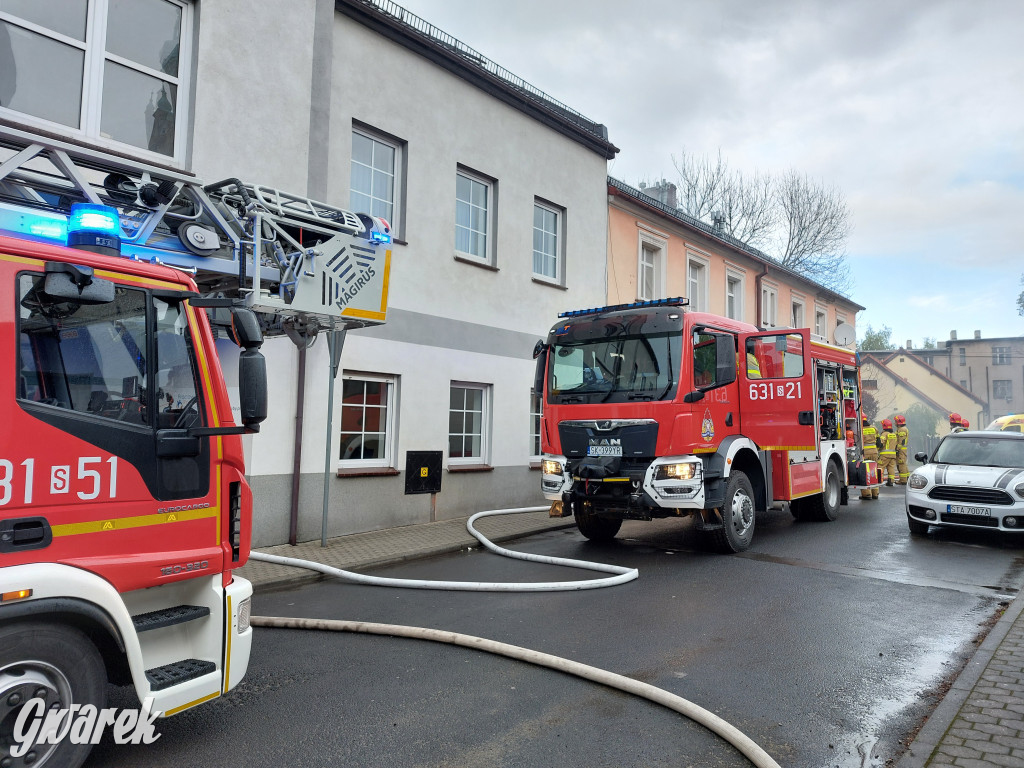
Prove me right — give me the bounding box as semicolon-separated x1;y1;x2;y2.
88;484;1024;767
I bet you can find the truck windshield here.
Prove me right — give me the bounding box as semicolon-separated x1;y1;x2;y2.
548;332;681;404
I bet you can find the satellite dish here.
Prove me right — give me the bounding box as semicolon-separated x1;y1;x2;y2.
834;322;855;346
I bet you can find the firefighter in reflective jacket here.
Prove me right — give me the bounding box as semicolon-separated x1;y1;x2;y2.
878;419;899;486
895;414;910;485
861;417;879;499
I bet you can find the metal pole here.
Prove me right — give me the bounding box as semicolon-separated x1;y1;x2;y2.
321;329;346;547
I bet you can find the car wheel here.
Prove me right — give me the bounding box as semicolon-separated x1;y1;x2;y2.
711;471;756;553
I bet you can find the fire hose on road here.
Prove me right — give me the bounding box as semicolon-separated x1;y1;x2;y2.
249;507;782;768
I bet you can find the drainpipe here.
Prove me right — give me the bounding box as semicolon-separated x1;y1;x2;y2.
288;344;307;546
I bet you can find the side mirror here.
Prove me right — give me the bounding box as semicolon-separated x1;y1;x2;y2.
238;348;268;430
683;391;705;403
533;342;548;400
43;264;115;304
715;334;737;387
914;451;928;463
230;308;263;349
532;339;547;360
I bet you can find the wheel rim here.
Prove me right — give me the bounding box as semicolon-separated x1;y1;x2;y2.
729;489;754;535
826;472;840;508
0;661;73;767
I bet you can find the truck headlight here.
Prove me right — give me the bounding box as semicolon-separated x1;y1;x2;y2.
908;474;928;490
542;460;564;476
656;463;698;481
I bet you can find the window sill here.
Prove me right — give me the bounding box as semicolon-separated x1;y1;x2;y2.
531;276;566;290
336;467;400;478
446;464;494;473
392;238;408;246
454;253;499;272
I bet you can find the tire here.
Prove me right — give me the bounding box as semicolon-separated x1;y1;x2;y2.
710;471;756;553
574;504;622;542
789;497;808;521
804;461;842;522
907;514;930;535
0;622;107;768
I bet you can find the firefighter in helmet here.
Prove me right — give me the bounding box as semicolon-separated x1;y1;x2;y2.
960;418;970;430
860;416;879;499
949;412;962;433
878;418;899;486
894;414;910;485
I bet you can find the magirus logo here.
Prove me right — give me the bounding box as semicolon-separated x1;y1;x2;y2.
9;697;160;758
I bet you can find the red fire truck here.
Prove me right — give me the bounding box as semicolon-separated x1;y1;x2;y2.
0;126;391;767
535;297;872;553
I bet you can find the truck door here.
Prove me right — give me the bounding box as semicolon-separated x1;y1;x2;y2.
7;264;220;591
738;329;817;450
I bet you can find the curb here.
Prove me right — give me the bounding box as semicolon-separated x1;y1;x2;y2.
895;589;1024;767
250;520;577;593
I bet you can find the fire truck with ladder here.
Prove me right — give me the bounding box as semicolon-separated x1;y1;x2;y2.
0;125;391;767
535;297;875;553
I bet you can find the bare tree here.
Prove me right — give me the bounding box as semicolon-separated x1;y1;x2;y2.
667;150;852;293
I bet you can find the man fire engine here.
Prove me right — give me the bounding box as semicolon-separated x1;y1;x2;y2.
0;126;391;767
535;298;866;553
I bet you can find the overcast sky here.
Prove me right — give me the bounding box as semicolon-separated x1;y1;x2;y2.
397;0;1024;347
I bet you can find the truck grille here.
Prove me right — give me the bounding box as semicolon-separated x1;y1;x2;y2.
928;486;1013;506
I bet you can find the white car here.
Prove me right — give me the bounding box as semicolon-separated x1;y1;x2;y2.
906;431;1024;535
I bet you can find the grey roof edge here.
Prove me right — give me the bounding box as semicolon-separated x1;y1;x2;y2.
878;348;987;405
608;176;865;311
338;0;619;159
859;352;986;411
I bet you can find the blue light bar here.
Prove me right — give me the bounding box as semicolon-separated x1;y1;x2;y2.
370;230;392;244
0;204;68;243
68;202;121;256
557;297;689;319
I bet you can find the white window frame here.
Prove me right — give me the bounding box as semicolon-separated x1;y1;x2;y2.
455;167;495;266
725;270;744;321
338;373;397;469
814;306;828;338
0;0;194;164
637;231;666;301
686;252;709;312
532;199;564;285
350;125;404;238
761;284;778;328
994;379;1013;400
448;382;491;466
530;388;542;460
790;296;805;329
993;346;1011;365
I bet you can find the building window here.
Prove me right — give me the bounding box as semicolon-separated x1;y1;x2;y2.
687;254;708;312
725;273;743;320
862;379;878;391
449;383;489;463
350;126;403;236
815;308;827;337
637;233;665;301
455;168;494;264
959;347;966;366
0;0;193;160
960;380;968;389
530;389;542;458
791;299;805;329
339;375;395;466
994;380;1013;401
761;285;778;328
532;200;563;283
993;346;1011;365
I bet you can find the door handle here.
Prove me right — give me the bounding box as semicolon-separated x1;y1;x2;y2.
798;411;815;425
0;517;52;553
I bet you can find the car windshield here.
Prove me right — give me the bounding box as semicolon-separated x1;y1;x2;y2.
548;332;682;404
932;436;1024;467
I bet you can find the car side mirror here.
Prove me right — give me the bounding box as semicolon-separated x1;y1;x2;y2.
914;451;928;463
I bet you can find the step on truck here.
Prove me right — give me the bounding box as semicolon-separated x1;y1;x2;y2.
534;297;871;553
0;125;392;767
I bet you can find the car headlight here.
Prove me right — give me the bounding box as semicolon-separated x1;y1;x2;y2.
1016;483;1024;500
655;463;698;481
542;459;564;476
908;473;928;490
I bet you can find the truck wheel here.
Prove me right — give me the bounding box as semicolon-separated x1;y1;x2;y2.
805;461;842;522
0;622;107;768
574;505;622;542
711;471;755;553
907;514;930;535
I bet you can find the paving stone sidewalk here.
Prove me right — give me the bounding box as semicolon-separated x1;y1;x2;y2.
236;507;573;590
898;591;1024;767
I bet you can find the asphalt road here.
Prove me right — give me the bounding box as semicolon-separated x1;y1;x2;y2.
87;484;1024;768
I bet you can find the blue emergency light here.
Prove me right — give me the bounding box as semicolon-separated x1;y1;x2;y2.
67;203;121;257
557;297;689;319
370;230;392;244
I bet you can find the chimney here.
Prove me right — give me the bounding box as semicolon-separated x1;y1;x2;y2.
906;339;912;349
974;330;981;339
950;331;957;340
643;179;678;208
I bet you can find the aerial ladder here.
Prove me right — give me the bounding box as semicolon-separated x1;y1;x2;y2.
0;123;393;343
